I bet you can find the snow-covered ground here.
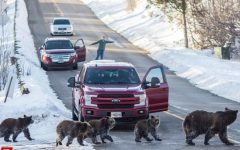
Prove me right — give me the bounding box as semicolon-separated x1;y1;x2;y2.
0;0;93;149
83;0;240;103
0;0;240;149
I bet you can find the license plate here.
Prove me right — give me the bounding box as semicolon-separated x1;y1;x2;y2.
58;59;64;63
111;112;122;118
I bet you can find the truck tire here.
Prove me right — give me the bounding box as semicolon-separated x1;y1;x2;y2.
73;63;78;70
78;110;84;122
41;62;48;71
72;97;78;120
72;108;78;121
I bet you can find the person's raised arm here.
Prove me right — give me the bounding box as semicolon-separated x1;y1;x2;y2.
90;40;100;45
105;40;114;44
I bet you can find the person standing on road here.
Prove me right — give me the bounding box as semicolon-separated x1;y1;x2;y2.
90;35;114;60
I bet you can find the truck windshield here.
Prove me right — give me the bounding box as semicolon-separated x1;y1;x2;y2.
84;67;141;84
45;40;73;49
53;19;70;25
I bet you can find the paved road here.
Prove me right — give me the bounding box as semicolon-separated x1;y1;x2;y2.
25;0;240;149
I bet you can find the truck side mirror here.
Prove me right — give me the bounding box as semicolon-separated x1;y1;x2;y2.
151;77;160;88
68;77;81;88
39;45;43;50
68;77;76;87
141;80;150;89
74;46;80;49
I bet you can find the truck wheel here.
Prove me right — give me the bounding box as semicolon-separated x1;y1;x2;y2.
41;62;48;71
78;111;84;122
72;108;78;121
73;63;78;70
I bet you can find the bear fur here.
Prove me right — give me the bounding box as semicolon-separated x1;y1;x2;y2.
183;107;238;145
0;115;34;142
56;120;93;147
86;116;116;144
134;115;162;142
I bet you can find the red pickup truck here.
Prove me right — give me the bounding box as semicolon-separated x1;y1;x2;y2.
68;60;168;124
39;37;86;70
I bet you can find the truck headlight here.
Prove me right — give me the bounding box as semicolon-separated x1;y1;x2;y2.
68;26;73;31
84;94;97;106
43;52;51;58
70;52;76;57
135;94;146;106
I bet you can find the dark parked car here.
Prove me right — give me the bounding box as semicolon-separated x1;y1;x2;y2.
68;60;169;124
39;37;86;70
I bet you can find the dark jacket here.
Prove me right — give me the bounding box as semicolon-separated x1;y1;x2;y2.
91;39;113;51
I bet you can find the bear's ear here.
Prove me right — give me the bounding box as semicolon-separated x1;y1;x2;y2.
235;110;238;113
150;115;154;119
225;107;229;111
24;114;27;118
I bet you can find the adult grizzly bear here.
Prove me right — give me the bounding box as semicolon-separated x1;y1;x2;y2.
183;108;238;146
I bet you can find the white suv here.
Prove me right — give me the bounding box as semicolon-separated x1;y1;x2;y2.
50;17;73;36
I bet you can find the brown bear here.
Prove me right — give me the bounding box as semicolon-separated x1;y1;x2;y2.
56;120;93;147
86;116;116;144
183;107;238;145
134;115;162;142
0;115;34;142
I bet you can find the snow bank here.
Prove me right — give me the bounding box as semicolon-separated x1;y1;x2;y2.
83;0;240;103
0;1;93;149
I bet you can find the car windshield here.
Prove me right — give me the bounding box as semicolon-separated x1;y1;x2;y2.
45;40;73;49
53;19;70;25
84;67;141;85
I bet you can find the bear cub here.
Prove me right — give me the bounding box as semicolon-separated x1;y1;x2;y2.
134;115;162;142
0;115;34;142
86;116;116;144
56;120;93;147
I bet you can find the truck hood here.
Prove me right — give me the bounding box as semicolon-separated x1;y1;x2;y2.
46;49;75;54
85;84;142;93
51;24;72;28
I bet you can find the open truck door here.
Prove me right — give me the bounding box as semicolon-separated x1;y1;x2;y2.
74;39;86;62
142;65;169;113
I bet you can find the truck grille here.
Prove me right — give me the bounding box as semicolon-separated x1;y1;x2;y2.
98;94;134;98
50;54;70;62
98;104;134;109
92;94;138;109
58;28;67;30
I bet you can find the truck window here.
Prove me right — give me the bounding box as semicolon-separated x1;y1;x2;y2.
145;68;164;84
84;67;141;84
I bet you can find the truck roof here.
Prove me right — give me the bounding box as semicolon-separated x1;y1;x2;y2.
53;17;70;20
45;37;70;42
84;60;134;68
